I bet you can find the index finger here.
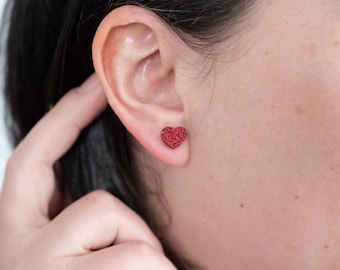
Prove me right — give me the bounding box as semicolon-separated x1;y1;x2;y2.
0;74;107;229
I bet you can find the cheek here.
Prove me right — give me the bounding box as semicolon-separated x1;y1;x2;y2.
161;34;340;269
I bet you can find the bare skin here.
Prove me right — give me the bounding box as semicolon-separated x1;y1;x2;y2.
150;1;340;269
89;1;340;268
0;75;176;270
2;0;340;269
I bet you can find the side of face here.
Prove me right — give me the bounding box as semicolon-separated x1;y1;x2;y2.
92;1;340;269
154;1;340;269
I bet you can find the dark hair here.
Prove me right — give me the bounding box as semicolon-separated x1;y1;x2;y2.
4;0;255;268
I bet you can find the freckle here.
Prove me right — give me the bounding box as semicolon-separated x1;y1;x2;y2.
334;40;340;47
295;106;304;115
294;195;299;200
307;43;317;56
330;166;335;171
270;104;276;116
264;49;270;56
324;244;329;249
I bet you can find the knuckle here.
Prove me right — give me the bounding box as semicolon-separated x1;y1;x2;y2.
87;190;113;204
5;150;33;179
128;241;154;259
125;242;176;270
5;153;20;177
86;190;123;210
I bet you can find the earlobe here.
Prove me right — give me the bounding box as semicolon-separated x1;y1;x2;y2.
92;5;190;165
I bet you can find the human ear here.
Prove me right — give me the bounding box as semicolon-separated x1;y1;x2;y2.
92;5;189;165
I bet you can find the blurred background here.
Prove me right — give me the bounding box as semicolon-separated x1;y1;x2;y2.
0;0;13;189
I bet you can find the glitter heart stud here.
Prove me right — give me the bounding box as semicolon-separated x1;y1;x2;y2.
161;127;188;149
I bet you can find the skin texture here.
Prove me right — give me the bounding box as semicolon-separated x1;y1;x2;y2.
92;1;340;269
2;0;340;269
0;76;177;270
157;1;340;269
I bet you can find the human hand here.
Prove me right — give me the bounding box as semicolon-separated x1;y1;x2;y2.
0;75;176;270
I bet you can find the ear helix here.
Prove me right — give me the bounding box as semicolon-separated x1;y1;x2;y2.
161;126;188;149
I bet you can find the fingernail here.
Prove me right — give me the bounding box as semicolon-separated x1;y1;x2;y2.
77;74;101;92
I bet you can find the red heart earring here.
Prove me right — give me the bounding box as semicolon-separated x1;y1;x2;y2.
161;126;188;149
